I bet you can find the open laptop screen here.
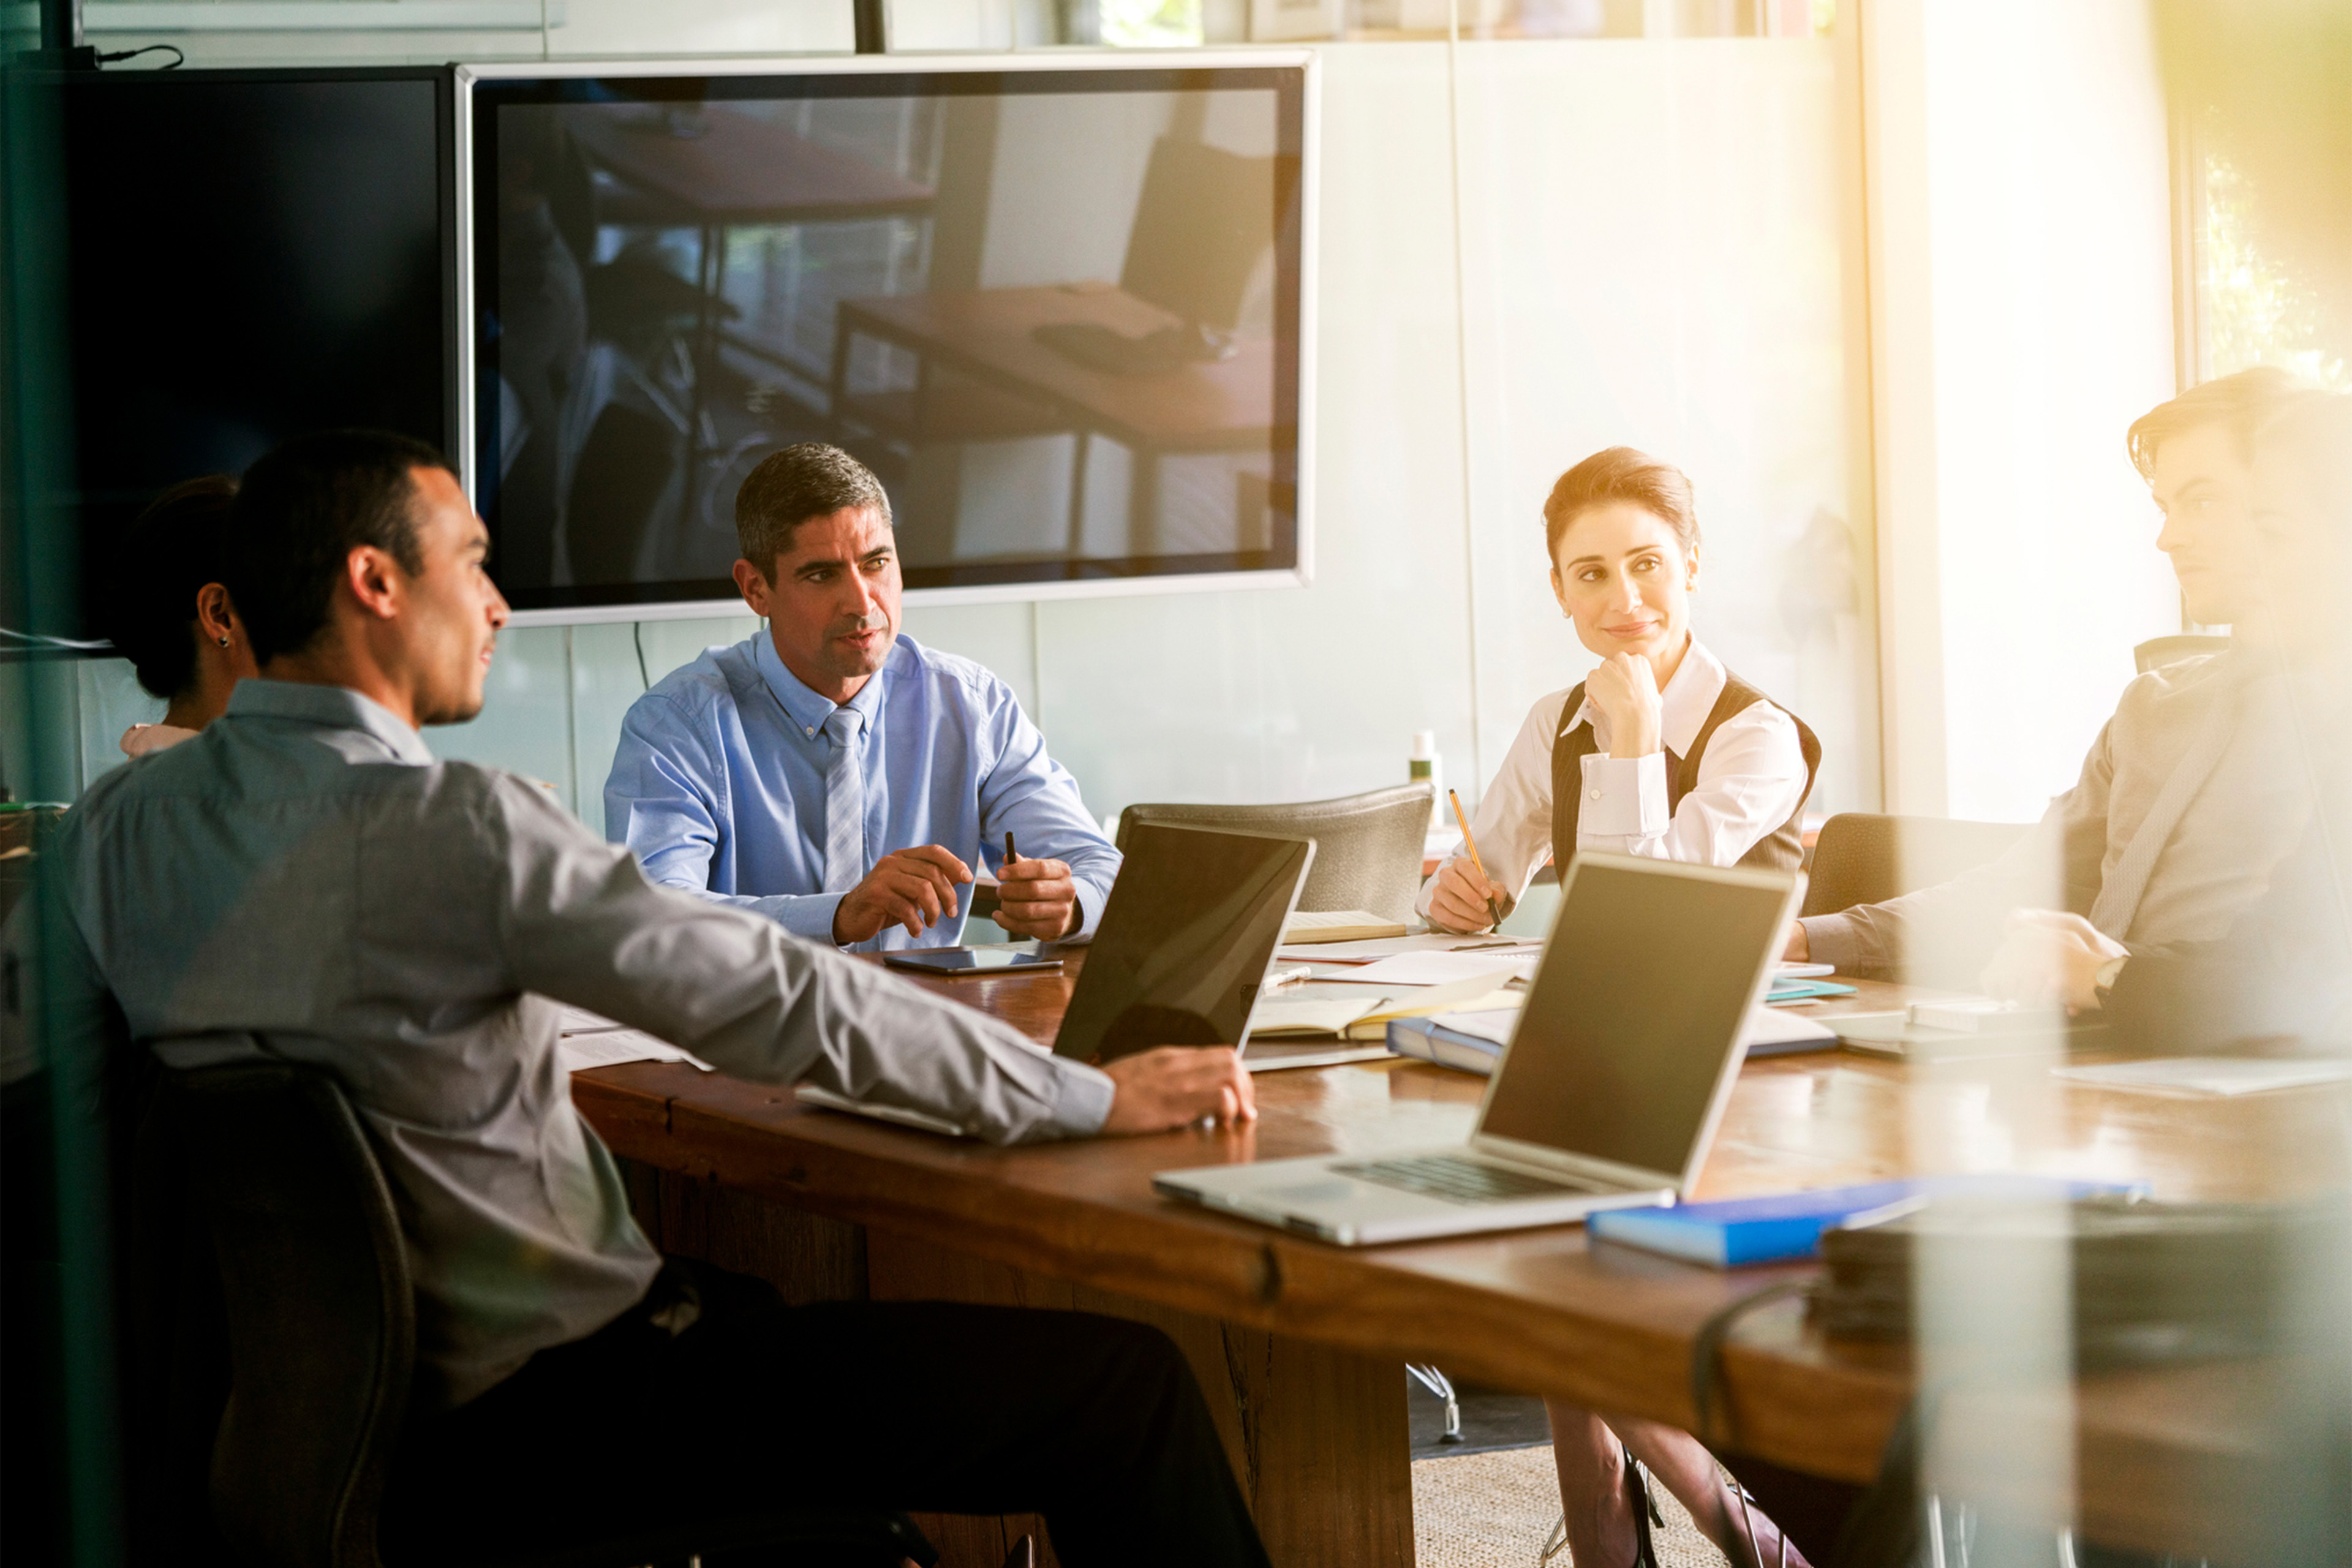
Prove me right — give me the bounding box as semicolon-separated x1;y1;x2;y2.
1054;824;1313;1065
1477;856;1792;1178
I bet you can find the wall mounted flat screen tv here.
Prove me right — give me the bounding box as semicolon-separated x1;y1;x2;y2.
48;66;456;646
461;55;1313;621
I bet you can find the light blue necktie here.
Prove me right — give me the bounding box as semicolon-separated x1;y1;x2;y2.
820;707;867;895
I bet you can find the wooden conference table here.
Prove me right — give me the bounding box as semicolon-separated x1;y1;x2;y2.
571;956;2351;1567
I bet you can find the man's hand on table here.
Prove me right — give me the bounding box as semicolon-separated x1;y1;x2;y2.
834;845;973;944
1978;909;2127;1014
1099;1047;1257;1135
1782;920;1810;962
995;853;1082;940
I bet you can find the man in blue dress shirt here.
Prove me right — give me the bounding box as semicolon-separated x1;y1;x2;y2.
606;443;1121;951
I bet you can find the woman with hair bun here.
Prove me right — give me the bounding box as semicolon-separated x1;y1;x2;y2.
1420;446;1819;933
1419;447;1820;1568
107;474;257;757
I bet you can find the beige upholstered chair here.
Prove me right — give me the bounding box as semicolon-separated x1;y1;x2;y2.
1800;812;2034;919
1115;783;1436;924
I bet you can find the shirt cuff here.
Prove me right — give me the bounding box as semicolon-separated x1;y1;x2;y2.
1042;1058;1116;1137
774;892;848;946
1796;913;1876;976
1068;875;1114;942
1576;751;1670;839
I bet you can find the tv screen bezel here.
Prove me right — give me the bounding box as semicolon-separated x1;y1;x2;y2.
37;64;461;657
456;51;1317;628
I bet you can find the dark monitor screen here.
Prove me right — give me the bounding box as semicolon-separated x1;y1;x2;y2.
1052;823;1312;1065
467;65;1306;612
51;67;455;643
1478;856;1791;1180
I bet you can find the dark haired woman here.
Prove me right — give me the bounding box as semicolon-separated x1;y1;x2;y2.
1417;448;1819;1568
1420;446;1818;935
108;475;258;757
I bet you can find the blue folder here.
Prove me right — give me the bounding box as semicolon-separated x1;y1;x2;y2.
1587;1175;2149;1267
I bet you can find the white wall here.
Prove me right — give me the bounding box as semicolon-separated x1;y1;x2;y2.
1863;0;2179;822
1453;38;1872;808
33;25;1874;846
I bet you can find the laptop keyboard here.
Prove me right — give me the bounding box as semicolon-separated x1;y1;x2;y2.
1331;1155;1596;1206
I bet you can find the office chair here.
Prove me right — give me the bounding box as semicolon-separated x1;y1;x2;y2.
162;1047;934;1568
1115;783;1435;924
2133;633;2230;674
1798;813;2034;919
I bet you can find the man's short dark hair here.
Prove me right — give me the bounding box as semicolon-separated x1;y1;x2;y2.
2127;366;2308;481
224;429;453;666
734;443;892;578
108;473;240;701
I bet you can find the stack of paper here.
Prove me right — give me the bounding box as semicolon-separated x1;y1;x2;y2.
1329;951;1534;987
554;1005;712;1074
1390;1003;1831;1076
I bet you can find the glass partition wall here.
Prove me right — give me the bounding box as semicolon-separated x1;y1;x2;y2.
40;7;2352;1568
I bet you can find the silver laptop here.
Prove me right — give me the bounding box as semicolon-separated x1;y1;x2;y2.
802;822;1319;1135
1152;853;1801;1245
1054;821;1315;1065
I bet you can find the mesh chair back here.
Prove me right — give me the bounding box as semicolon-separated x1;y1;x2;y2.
1117;783;1434;923
172;1051;413;1568
1800;813;2034;919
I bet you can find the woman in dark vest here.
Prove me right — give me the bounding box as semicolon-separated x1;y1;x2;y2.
1421;446;1819;935
1420;447;1820;1568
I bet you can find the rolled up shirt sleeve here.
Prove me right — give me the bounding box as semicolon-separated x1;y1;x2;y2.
500;778;1114;1143
974;677;1122;941
1579;703;1809;866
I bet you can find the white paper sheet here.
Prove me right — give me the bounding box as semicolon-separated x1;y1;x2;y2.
1329;951;1533;988
1247;995;1385;1036
1273;933;1542;963
1281;910;1408;942
1742;1007;1838;1048
2052;1055;2352;1097
556;1004;627;1036
557;1030;713;1074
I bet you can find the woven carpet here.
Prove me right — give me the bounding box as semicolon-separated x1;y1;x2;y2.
1412;1446;1731;1568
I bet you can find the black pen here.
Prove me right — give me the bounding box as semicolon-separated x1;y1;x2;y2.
1005;830;1018;872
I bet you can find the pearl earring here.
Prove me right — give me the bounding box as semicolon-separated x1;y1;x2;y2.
217;636;230;648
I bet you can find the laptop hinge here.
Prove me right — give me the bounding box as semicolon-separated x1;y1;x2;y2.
1466;1135;1678;1194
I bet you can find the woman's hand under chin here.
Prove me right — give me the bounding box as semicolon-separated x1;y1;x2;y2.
1585;652;1664;759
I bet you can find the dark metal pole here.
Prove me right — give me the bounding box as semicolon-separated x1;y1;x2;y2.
853;0;888;53
38;0;81;51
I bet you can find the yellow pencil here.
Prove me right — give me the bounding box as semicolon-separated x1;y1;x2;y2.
1447;788;1504;934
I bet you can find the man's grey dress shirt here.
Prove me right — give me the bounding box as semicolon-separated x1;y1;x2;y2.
1798;651;2310;984
51;680;1115;1410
